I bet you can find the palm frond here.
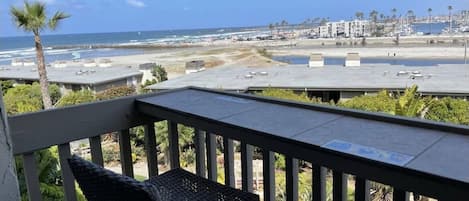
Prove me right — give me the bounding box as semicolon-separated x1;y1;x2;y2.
10;1;50;33
10;6;28;29
25;1;46;19
48;11;70;30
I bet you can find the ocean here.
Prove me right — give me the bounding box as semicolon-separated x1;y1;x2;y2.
0;23;452;66
0;27;261;65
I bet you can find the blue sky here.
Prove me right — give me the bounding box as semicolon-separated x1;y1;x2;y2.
1;0;468;36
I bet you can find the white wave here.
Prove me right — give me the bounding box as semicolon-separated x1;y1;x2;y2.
0;48;35;56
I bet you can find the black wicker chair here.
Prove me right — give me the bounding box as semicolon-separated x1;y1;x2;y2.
68;155;260;201
68;155;160;201
147;168;260;201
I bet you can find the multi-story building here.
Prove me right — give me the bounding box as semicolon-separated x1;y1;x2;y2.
313;20;369;38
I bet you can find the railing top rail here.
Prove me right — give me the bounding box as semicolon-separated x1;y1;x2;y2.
189;86;469;135
136;86;469;199
7;88;190;155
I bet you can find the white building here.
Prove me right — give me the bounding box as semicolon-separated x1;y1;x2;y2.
314;20;369;38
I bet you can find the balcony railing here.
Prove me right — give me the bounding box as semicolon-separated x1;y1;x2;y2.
8;87;469;201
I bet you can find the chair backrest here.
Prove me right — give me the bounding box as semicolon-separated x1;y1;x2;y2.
68;155;160;201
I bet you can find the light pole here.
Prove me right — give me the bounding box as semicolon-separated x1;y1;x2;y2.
465;39;467;64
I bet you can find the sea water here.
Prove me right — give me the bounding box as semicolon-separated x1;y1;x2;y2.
0;23;453;66
0;27;257;65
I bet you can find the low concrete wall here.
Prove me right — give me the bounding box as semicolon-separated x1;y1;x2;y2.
308;60;324;67
0;90;20;200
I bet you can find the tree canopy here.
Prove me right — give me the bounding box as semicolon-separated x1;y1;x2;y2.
3;83;60;115
56;90;95;107
96;86;136;101
256;87;469;126
10;1;69;34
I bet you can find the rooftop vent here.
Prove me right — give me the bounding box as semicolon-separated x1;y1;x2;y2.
308;53;324;67
76;70;91;75
397;71;409;76
345;53;360;67
410;74;424;79
83;59;96;67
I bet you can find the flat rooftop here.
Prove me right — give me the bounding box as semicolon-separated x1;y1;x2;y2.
0;65;142;85
147;64;469;95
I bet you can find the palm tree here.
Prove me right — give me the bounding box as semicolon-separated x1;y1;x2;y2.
407;10;414;24
268;23;274;35
355;12;364;20
428;8;433;34
448;5;453;33
281;20;288;27
393;85;433;118
391;8;397;22
10;1;69;109
369;10;379;35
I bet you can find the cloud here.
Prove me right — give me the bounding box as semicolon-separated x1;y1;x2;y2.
126;0;145;8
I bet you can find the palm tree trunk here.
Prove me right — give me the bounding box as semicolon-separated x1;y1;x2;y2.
34;32;53;109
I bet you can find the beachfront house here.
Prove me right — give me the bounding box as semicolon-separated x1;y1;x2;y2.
147;63;469;102
0;65;142;94
313;20;370;38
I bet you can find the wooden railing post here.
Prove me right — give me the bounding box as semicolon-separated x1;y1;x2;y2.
333;171;348;201
0;92;20;200
241;142;253;192
263;150;275;201
194;129;206;178
168;121;180;169
223;137;235;187
393;188;409;201
144;123;158;177
206;133;217;181
23;153;42;201
286;157;299;201
118;129;134;177
355;177;370;201
58;143;77;201
312;165;327;201
89;136;104;166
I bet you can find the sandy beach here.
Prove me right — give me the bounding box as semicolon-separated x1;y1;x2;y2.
45;35;468;79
